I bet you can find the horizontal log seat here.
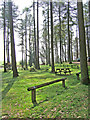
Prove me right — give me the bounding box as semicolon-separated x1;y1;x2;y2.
27;78;67;104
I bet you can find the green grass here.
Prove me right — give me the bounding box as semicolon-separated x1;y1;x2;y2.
1;64;90;119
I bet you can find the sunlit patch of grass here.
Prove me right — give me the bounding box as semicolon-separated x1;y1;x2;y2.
1;63;90;119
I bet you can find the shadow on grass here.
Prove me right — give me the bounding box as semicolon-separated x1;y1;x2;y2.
2;80;16;99
55;73;72;76
30;87;68;109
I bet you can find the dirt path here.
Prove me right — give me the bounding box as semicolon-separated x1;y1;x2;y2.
72;62;90;66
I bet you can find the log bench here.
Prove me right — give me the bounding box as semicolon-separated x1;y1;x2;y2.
76;72;81;80
27;78;67;104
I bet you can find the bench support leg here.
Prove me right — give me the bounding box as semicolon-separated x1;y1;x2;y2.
62;80;65;87
77;75;79;80
31;89;37;104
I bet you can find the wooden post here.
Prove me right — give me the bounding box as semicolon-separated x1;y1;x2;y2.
62;80;65;87
77;66;79;69
71;65;73;68
77;74;79;80
31;89;37;104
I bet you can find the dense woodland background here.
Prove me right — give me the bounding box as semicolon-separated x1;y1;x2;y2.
0;0;90;84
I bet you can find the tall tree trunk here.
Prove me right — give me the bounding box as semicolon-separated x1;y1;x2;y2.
21;34;24;69
29;17;32;67
33;0;37;68
48;1;50;65
59;5;62;64
25;14;28;69
64;38;66;62
88;0;90;23
88;1;90;57
67;0;71;64
45;27;48;65
3;1;7;72
76;25;78;59
50;1;55;73
86;26;90;57
21;21;24;69
37;0;40;69
8;1;18;77
55;31;59;63
6;21;10;64
70;32;73;61
77;1;89;84
86;22;90;58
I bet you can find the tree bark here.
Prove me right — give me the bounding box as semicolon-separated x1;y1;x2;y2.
55;30;59;63
86;22;90;58
50;1;55;73
77;1;89;84
70;32;73;61
6;21;10;64
21;20;24;69
3;1;7;72
37;0;40;69
25;14;28;69
48;1;50;65
33;0;37;68
76;25;78;59
87;1;90;58
29;17;32;67
67;1;71;64
8;1;18;77
59;5;62;64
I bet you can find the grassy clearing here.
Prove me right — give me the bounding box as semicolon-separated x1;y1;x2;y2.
1;63;90;119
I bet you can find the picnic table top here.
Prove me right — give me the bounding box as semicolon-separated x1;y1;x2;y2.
56;68;70;70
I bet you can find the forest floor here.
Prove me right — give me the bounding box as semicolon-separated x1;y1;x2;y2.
1;63;90;119
72;62;90;66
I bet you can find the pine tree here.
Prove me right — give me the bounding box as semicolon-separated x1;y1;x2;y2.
77;1;89;84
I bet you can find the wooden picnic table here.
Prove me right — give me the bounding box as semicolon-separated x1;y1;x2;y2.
55;68;71;75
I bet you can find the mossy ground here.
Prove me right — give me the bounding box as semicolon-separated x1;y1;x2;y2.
1;63;90;119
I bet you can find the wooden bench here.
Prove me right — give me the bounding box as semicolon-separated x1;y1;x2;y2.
27;78;67;104
76;72;81;80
